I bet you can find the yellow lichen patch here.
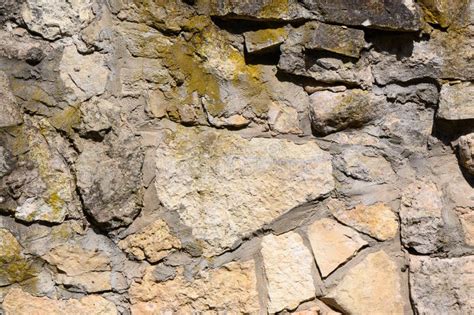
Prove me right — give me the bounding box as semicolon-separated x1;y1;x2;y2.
260;0;289;19
0;229;37;285
48;105;81;135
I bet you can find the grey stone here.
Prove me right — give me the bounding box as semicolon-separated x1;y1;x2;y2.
400;180;444;254
0;71;22;128
410;255;474;314
244;27;288;54
437;82;474;121
153;264;176;282
309;89;384;135
300;0;421;31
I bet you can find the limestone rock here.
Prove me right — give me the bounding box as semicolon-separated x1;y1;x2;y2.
323;251;406;315
437;82;474;121
456;207;474;246
2;288;117;315
309;89;383;135
155;125;333;256
129;260;260;314
21;0;95;40
75;139;142;230
293;22;366;58
419;0;471;28
0;228;36;286
400;181;444;254
118;219;181;263
300;0;420;31
410;255;474;314
43;244;111;293
244;27;288;54
267;103;302;134
78;98;120;139
206;0;313;21
14;119;80;224
60;45;109;103
307;218;367;277
0;71;22;128
329;202;399;241
459;133;474;175
261;232;316;313
279;24;373;88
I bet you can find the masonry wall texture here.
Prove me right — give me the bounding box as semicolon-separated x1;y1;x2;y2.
0;0;473;314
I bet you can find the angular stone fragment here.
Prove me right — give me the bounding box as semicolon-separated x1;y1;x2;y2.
456;207;474;246
400;181;444;254
459;133;474;175
129;261;259;314
14;119;80;224
0;71;22;128
78;98;120;139
76;139;142;230
118;219;181;263
323;251;405;315
300;22;366;58
2;288;117;315
206;0;313;21
307;218;367;277
267;103;302;134
60;45;109;103
437;82;474;120
155;125;333;256
309;89;383;135
244;28;288;54
300;0;421;31
410;255;474;314
43;244;112;292
0;228;36;286
21;0;95;40
329;202;399;241
261;232;316;313
278;22;373;88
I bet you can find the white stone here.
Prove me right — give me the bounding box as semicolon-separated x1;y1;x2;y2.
307;218;367;277
155;125;334;256
261;232;316;313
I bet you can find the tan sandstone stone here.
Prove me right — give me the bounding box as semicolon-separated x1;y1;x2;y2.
261;232;316;313
323;251;405;315
155;125;334;256
43;244;111;292
330;202;399;241
129;260;260;314
2;288;117;315
307;218;367;277
118;219;181;263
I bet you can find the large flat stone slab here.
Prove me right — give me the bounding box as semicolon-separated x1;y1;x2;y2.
155;126;334;256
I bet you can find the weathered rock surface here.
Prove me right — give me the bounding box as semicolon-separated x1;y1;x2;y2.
21;0;95;40
261;232;316;313
309;89;383;135
459;133;474;174
129;260;260;314
300;0;421;31
307;218;367;277
0;71;22;128
155;125;333;255
330;202;399;241
2;288;117;314
43;244;111;293
118;219;181;263
244;27;288;54
437;82;474;121
323;251;406;315
400;181;444;254
410;255;474;314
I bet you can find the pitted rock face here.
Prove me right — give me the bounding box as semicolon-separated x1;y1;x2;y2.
0;0;473;313
155;126;334;255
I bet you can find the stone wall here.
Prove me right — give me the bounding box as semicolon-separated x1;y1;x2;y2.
0;0;473;314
